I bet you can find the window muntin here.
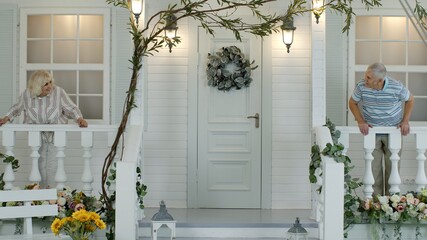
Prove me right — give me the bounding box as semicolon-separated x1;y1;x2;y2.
21;9;109;123
353;15;427;122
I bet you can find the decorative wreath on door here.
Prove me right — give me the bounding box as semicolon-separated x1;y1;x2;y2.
206;46;258;91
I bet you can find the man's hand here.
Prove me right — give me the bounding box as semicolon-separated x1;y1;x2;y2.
398;121;410;136
358;122;372;136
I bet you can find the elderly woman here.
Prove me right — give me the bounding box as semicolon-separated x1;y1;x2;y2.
0;70;88;187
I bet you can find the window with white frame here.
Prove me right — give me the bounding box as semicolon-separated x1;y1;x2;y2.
350;15;427;122
20;8;110;123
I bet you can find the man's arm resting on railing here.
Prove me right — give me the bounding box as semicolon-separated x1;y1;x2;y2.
348;98;371;136
398;94;414;136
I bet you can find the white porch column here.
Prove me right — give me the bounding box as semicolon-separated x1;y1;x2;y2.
415;133;427;191
388;133;402;194
81;131;94;195
363;133;375;199
28;131;41;184
311;3;326;128
2;130;16;190
54;131;67;190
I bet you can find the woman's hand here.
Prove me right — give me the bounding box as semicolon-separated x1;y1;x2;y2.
77;118;88;128
0;116;10;126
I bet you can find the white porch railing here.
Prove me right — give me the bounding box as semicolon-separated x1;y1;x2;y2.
0;124;117;194
316;126;427;240
336;126;427;198
0;123;144;239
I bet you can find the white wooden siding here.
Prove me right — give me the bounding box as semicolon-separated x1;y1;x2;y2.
325;12;347;126
0;4;16;116
142;3;189;207
270;15;312;209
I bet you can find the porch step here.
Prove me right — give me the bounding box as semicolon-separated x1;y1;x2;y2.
138;208;319;239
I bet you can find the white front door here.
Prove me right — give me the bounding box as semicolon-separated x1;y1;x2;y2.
197;27;262;208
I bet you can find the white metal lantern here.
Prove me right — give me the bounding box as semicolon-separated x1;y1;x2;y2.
287;217;308;240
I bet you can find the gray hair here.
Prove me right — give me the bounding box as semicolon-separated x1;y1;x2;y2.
367;62;387;80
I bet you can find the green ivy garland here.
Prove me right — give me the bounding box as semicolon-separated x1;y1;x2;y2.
309;118;363;238
206;46;258;91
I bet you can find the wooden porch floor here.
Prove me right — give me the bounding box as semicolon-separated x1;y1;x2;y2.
138;208;318;239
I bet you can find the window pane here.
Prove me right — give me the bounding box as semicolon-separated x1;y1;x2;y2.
79;96;102;119
79;41;103;63
382;17;406;41
80;71;103;94
54;15;77;38
408;43;427;65
53;70;77;94
382;42;405;65
356;42;380;64
356;16;380;39
80;15;103;38
28;15;51;38
69;95;77;105
53;40;77;63
408;17;423;40
411;98;427;121
27;40;51;63
408;73;427;96
387;72;406;85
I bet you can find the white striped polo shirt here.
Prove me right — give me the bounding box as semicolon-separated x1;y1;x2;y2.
351;76;410;126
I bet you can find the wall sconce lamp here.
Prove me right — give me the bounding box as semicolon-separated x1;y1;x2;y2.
131;0;143;25
281;16;296;53
312;0;325;24
164;14;179;53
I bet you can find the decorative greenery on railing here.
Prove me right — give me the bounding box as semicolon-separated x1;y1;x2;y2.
309;118;363;237
311;119;427;239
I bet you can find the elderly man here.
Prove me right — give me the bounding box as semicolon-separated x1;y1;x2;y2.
348;62;414;197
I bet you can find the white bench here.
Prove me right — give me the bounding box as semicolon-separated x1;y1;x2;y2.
0;189;66;240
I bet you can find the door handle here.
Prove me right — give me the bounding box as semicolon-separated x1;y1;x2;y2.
247;113;260;128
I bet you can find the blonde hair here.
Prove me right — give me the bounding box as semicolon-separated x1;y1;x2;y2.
28;70;55;97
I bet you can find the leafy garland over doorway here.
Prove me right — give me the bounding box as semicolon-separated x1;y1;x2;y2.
206;46;258;91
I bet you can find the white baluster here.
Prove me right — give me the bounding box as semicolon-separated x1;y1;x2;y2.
54;131;67;190
2;130;15;190
81;131;94;195
388;133;402;194
28;131;42;184
415;133;427;192
363;134;375;199
338;132;349;156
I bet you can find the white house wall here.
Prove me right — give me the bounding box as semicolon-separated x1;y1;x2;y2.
141;0;314;209
2;0;424;211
